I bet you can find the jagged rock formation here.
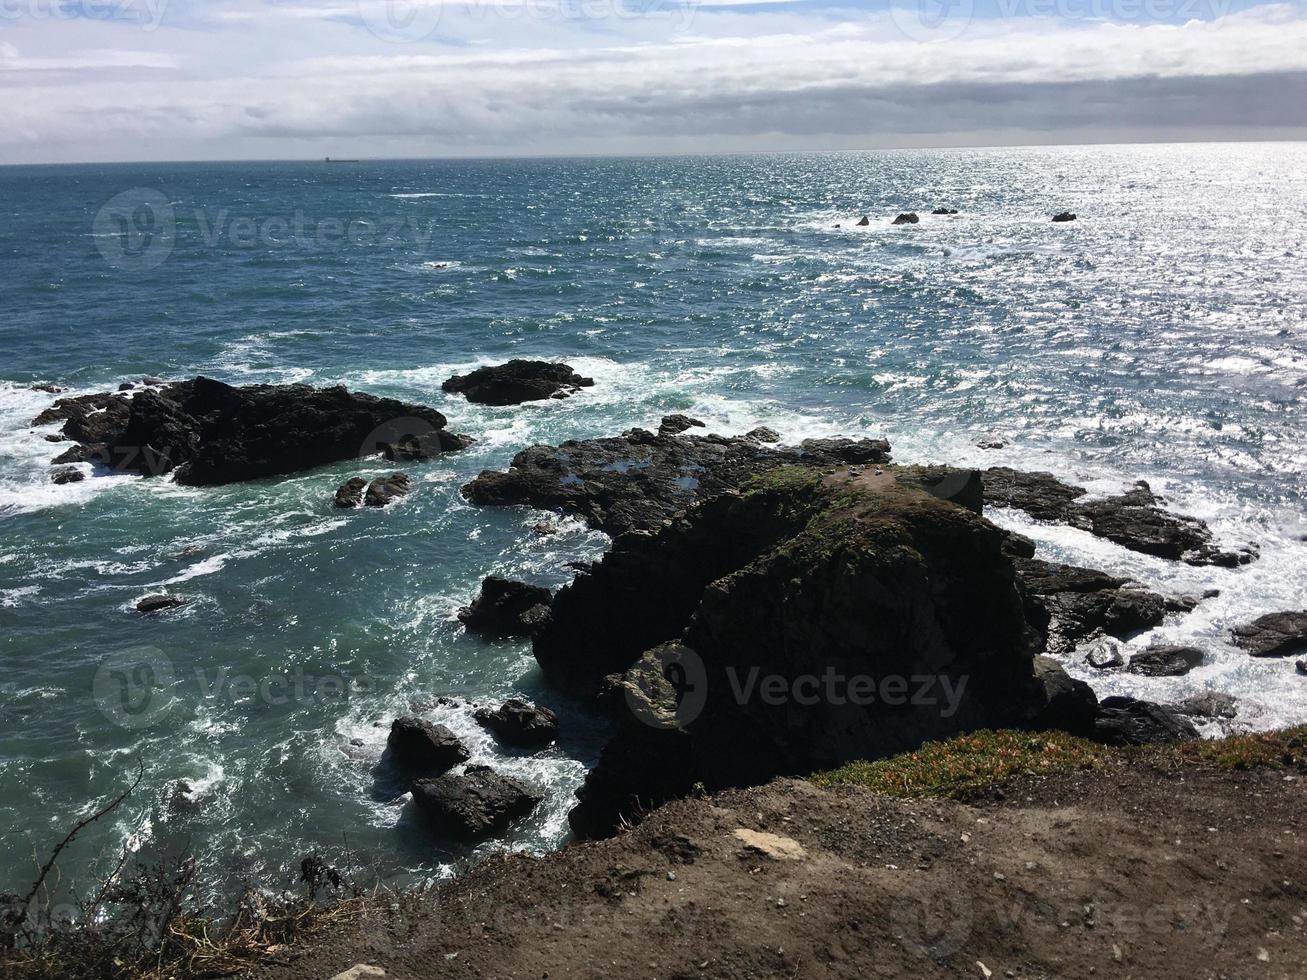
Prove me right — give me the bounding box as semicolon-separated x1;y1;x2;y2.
441;360;594;405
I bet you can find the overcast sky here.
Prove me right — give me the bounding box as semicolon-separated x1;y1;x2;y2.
2;0;1305;162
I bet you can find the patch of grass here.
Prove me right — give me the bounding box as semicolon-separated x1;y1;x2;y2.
812;729;1107;799
813;726;1307;801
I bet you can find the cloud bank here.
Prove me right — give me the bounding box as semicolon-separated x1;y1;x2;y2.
1;0;1305;161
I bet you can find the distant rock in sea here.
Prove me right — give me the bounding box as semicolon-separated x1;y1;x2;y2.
892;213;920;225
441;360;594;406
1052;211;1077;222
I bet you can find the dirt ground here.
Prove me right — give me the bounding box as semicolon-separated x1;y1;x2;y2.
244;759;1306;980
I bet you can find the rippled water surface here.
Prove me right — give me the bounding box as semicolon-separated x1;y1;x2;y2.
1;145;1305;899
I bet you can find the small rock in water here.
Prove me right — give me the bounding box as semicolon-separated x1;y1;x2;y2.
892;212;920;225
364;473;410;507
1176;691;1238;719
1230;611;1307;658
932;207;959;215
410;764;542;841
1297;659;1307;676
386;717;469;773
136;593;187;613
855;215;870;226
474;698;560;748
1084;639;1125;670
658;414;706;436
458;576;552;639
334;476;368;508
1125;645;1204;677
1052;211;1077;222
977;439;1006;450
51;467;84;485
442;359;594;406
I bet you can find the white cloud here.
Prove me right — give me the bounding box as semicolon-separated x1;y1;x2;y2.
0;1;1304;160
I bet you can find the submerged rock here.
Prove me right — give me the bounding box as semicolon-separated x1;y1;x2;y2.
334;477;368;508
33;376;471;485
364;473;411;507
932;207;959;215
386;717;470;773
658;414;706;436
458;577;552;639
891;213;920;225
462;426;891;537
1230;611;1307;658
1126;645;1204;677
136;594;187;613
474;699;559;748
410;765;542;841
1092;696;1198;746
441;360;594;406
983;468;1253;567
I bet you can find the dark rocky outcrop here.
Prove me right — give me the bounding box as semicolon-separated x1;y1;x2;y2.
364;473;410;507
1230;611;1307;658
136;594;187;613
334;477;367;508
983;469;1254;567
855;216;870;226
539;466;1091;837
410;765;542;841
658;414;705;436
1011;556;1167;656
1126;645;1204;677
32;377;471;485
474;699;559;748
458;577;552;639
386;718;470;773
891;213;920;225
31;383;64;394
441;360;594;406
462;427;892;538
51;467;84;485
1092;696;1199;746
1052;212;1077;222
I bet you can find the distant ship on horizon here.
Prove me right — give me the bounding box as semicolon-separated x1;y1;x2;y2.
324;156;359;163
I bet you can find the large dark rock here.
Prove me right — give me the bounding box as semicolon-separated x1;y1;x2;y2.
51;467;84;485
548;467;1084;837
33;377;471;485
1230;611;1307;658
982;469;1252;567
1126;645;1204;677
364;473;411;507
474;699;559;748
458;577;552;639
462;427;891;537
1012;556;1167;656
386;717;470;773
410;765;542;840
441;360;594;406
1092;696;1199;746
891;213;920;225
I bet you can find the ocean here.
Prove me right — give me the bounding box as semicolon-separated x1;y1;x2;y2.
1;144;1305;902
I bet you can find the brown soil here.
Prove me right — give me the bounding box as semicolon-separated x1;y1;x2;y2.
246;763;1306;979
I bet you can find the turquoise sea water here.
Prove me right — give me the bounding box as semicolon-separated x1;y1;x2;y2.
1;144;1306;901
